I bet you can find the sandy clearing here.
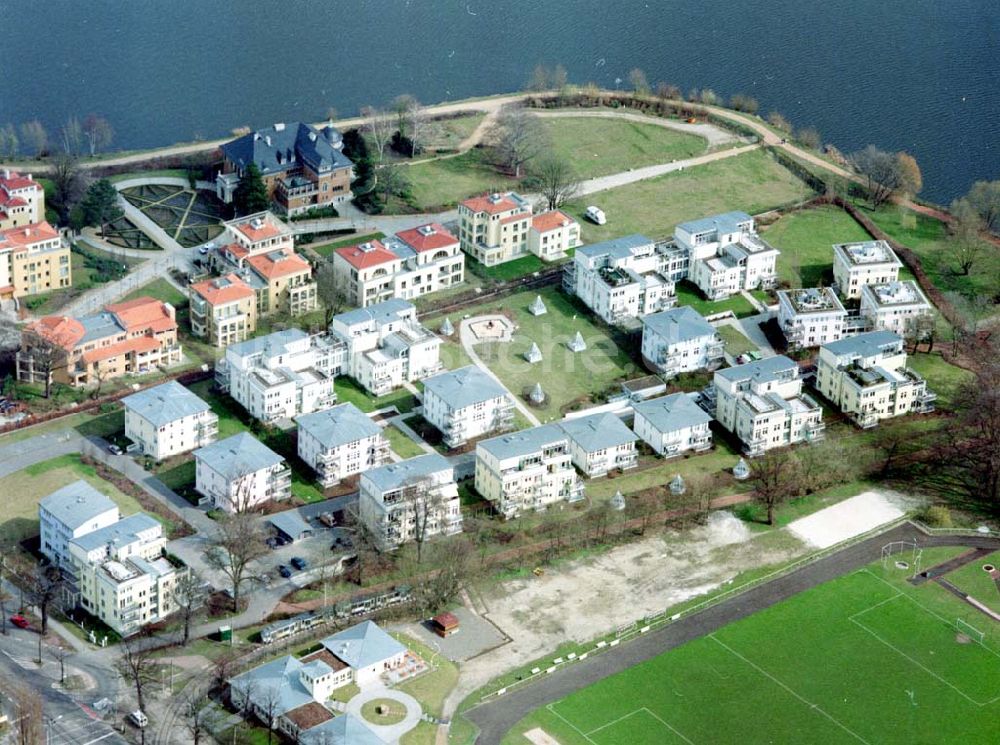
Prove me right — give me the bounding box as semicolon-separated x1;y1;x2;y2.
786;490;912;549
524;728;562;745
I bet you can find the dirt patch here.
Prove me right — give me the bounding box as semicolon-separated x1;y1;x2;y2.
956;632;972;644
525;728;562;745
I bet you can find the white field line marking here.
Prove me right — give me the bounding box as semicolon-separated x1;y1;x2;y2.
710;635;870;744
546;704;598;745
80;734;116;745
643;708;696;744
585;708;648;736
584;707;694;743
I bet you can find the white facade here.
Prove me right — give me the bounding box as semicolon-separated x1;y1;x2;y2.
557;412;639;477
832;240;902;299
194;433;291;512
329;299;442;396
422;366;514;448
122;381;219;461
777;288;847;348
220;329;345;422
677;212;779;300
475;425;585;518
816;331;936;428
640;306;724;377
359;454;461;550
712;356;825;456
296;403;389;487
527;210;581;260
39;481;120;569
632;393;713;457
859;281;933;336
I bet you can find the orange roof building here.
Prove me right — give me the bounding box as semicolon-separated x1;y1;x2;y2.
189;274;258;349
0;220;70;302
0;170;45;229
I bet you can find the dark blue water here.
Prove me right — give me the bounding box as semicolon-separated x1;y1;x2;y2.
2;0;997;204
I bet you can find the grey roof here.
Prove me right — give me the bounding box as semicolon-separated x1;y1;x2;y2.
422;365;508;410
362;453;452;494
675;211;752;236
633;393;712;433
478;423;567;461
269;511;313;541
322;620;406;670
296;403;381;449
78;310;125;344
299;714;385;745
331;298;414;328
715;355;797;384
40;481;118;530
822;330;903;357
228;655;313;718
221;122;353;177
577;234;653;261
194;432;284;478
642;306;716;344
226;328;308;360
121;381;211;428
557;412;637;453
69;513;161;553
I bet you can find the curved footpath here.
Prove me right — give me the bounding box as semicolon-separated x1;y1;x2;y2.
464;522;1000;744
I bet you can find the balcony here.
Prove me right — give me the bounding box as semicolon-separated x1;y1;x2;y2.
852;410;880;429
562;263;578;294
783;324;805;343
915;389;937;414
614;451;639;470
744;437;768;458
804;420;826;442
706;340;726;360
564;478;585;504
268;467;292;500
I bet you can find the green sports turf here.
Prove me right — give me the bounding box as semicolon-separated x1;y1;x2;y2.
504;557;1000;744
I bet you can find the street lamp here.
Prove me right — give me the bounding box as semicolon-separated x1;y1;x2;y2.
45;715;63;745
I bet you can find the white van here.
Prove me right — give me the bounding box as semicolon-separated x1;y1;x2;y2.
128;710;149;728
585;206;607;225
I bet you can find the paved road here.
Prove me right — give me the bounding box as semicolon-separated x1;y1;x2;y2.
464;523;1000;744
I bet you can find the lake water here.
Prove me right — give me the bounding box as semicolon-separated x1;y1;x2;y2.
2;0;997;204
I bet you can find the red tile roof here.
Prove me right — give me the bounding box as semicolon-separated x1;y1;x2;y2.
229;214;288;243
0;221;59;251
500;213;529;225
27;315;85;351
106;297;176;333
220;242;250;262
395;223;459;252
0;171;42;193
335;240;399;269
531;210;575;233
81;335;161;364
246;249;312;280
191;273;255;305
461;193;523;215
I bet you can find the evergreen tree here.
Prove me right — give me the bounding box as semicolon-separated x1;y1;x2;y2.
234;162;269;215
79;178;123;236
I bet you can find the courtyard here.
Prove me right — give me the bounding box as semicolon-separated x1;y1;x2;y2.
120;183;226;248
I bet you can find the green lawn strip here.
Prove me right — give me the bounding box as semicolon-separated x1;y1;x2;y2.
385;425;428;459
121;277;188;306
437;338;475;371
402;721;440;745
562;148;815;245
715;324;757;357
905;353;973;410
463;286;639;421
538;116;707;180
0;454;150;543
73;408;124;439
937;550;1000;616
333;377;418;414
0;411;104;445
466;253;549;283
673;280;758;318
390;633;459;718
310;231;386;258
402;149;517;211
109;169;191;184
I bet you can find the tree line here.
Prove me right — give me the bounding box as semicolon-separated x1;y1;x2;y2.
0;114;113;160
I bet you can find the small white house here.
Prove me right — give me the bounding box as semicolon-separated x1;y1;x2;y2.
556;412;638;477
39;481;120;568
632;393;713;457
832;240;902;299
640;306;724;377
194;432;291;512
859;281;933;336
777;288;847;348
296;403;388;487
422;365;514;448
122;381;219;461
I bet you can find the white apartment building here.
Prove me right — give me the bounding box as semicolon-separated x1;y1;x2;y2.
194;432;291;512
359;453;461;550
556;412;638;477
458;192;581;266
566;235;685;324
528;210;581;260
39;481;120;569
66;512;180;636
832;240;902;299
332;223;465;308
712;355;825;456
632;392;713;457
296;403;389;487
859;281;933;336
677;212;779;300
217;328;344;422
475;425;585;518
641;306;724;377
816;331;936;428
122;381;219;461
422;365;514;448
329;299;442;396
777;288;847;348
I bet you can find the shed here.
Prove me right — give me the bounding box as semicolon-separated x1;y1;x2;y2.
269;511;314;542
430;611;460;637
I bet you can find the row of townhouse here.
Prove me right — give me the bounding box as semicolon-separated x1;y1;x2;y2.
189;211;317;348
0;170;73;305
38;481;182;636
17;296;181;388
457;192;580;266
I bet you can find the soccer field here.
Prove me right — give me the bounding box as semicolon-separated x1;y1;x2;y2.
504;549;1000;744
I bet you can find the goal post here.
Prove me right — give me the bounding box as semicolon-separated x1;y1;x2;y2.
881;540;919;569
955;618;985;644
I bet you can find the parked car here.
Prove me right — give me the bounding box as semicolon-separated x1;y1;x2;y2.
128;711;148;729
585;205;607;225
265;537;279;549
277;565;292;579
318;512;336;528
107;443;123;456
274;534;290;547
290;557;308;571
10;615;30;629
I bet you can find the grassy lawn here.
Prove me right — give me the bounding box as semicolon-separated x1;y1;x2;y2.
466;253;550;283
385;425;428;459
905;352;973;410
0;411;105;445
361;698;408;725
0;454;147;544
466;286;639;421
310;231;385;258
943;550;1000;615
403;149;518;211
334;377;418;414
716;324;757;357
121;277;188;306
437;337;475;370
502;562;1000;744
674;281;757;318
391;633;459;718
109;169;190;183
562;148;815;244
538;116;707;180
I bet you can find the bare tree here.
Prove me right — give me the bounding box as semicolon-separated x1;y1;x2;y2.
655;82;681;100
27;564;63;637
256;684;282;745
315;260;351;326
551;64;569;93
5;682;44;745
949;197;988;276
486;108;546;178
896;152;922;196
699;88;719;106
628;68;650;96
850;145;904;208
748;449;799;525
532;155;580;210
19;120;47;158
391;95;426;155
904;313;936;353
342;503;381;586
49;153;86;224
361;106;394;165
527;64;549;92
413;541;476;616
60;116;84;156
408;477;445;565
180;690;215;745
19;331;63;399
205;510;267;611
960;179;1000;234
82;114;114;157
116;631;159;715
0;123;18;158
172;570;205;646
796;126;822;150
767;112;792;133
50;645;72;684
